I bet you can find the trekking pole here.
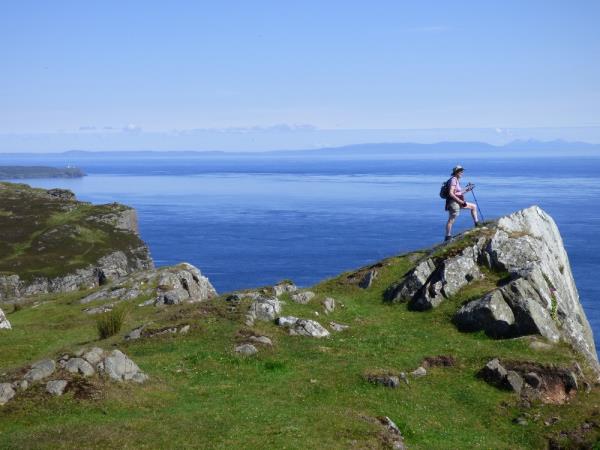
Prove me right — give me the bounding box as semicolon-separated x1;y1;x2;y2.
467;183;485;222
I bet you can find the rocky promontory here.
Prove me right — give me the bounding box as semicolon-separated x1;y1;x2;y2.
0;182;153;302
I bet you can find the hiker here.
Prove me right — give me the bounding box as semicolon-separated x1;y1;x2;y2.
444;165;479;241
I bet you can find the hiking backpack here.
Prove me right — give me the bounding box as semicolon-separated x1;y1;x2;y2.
439;178;452;199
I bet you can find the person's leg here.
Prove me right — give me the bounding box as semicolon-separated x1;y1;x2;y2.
465;202;479;224
446;205;459;239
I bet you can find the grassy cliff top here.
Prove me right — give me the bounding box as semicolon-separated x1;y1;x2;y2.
0;182;145;281
0;235;598;448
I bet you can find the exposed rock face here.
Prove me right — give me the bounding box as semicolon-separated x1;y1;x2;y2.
0;308;11;330
235;344;258;356
387;206;598;371
410;246;483;310
80;263;217;308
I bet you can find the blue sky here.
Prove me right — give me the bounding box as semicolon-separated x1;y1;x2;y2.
0;1;599;151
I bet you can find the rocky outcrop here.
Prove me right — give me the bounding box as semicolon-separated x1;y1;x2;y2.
80;263;217;309
245;296;282;326
0;347;148;407
0;308;10;330
387;206;598;371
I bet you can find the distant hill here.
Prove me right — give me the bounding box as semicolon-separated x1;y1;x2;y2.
0;165;85;179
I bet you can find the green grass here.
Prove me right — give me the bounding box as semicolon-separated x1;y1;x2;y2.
0;252;598;449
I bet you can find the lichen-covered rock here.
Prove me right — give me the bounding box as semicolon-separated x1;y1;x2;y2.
235;344;258;356
99;350;148;382
246;296;282;325
291;291;315;304
64;358;95;377
82;347;105;366
329;321;349;332
0;308;11;330
249;335;272;346
385;258;435;303
322;297;336;314
46;380;68;396
0;383;16;405
277;316;330;338
24;359;56;382
454;290;515;337
410;246;483;310
485;207;598;370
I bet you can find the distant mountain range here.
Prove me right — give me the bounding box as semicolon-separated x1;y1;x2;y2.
0;139;598;158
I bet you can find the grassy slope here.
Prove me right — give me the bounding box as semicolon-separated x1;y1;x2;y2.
2;245;599;449
0;182;144;281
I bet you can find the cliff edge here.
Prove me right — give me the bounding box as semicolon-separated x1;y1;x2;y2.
385;205;598;372
0;182;153;301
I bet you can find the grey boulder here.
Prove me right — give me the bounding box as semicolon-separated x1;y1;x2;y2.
24;359;56;382
235;344;258;356
65;358;95;377
0;308;11;330
99;350;148;383
291;291;315;304
0;383;16;405
46;380;68;396
276;316;330;338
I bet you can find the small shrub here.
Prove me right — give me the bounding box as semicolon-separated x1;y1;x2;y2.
96;307;127;339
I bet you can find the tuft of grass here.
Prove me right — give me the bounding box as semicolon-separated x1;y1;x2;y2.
96;307;127;340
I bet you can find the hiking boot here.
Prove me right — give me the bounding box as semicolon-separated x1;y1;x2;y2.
444;236;452;242
475;222;483;228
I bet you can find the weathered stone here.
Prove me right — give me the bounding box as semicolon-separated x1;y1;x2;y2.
0;383;16;405
249;335;272;346
179;325;191;334
378;416;406;450
453;290;515;337
291;291;315;304
65;358;95;377
276;316;299;328
385;259;435;302
0;308;11;330
485;206;598;371
505;370;524;393
83;347;105;365
247;296;282;324
235;344;258;356
273;281;297;297
479;358;507;385
125;325;146;341
359;270;378;289
411;246;482;310
100;350;147;382
46;380;68;396
282;318;330;338
322;297;336;314
366;374;400;388
24;359;56;382
329;322;349;332
411;366;427;378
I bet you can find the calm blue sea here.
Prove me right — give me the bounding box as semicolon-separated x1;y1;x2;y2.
2;152;599;348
